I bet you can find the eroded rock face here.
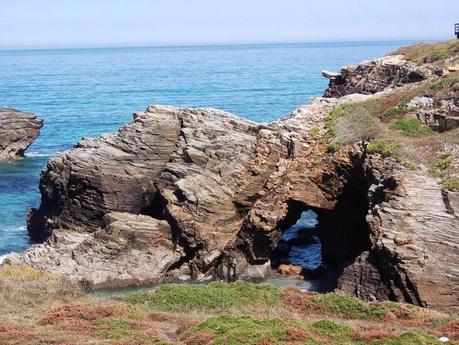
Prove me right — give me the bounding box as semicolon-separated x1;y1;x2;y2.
323;55;432;98
338;159;459;313
4;62;459;313
0;108;43;162
7;100;355;287
7;212;182;289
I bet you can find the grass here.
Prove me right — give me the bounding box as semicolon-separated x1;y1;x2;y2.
442;178;459;191
367;139;398;157
434;153;453;170
325;100;383;154
282;289;393;320
429;74;459;91
430;153;455;186
121;281;282;311
0;265;81;320
390;118;432;137
309;127;321;140
327;140;343;153
326;101;382;143
325;103;349;137
183;315;295;345
390;40;459;63
183;315;446;345
384;102;418;117
0;268;456;345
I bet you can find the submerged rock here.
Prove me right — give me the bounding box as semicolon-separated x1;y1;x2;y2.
0;108;43;162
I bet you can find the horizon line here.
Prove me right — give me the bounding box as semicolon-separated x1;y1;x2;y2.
0;36;450;52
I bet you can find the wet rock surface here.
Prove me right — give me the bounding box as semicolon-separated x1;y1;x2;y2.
0;108;43;163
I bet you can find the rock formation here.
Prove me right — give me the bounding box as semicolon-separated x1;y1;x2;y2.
4;49;459;313
0;108;43;162
322;55;433;98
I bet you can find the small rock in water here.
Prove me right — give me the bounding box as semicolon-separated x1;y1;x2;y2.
278;264;303;278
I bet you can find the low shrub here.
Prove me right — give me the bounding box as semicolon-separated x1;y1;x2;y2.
367;139;398;157
309;126;321;140
434;153;452;170
282;288;391;320
184;315;293;345
121;281;282;311
442;179;459;191
327;140;343;153
390;118;432;137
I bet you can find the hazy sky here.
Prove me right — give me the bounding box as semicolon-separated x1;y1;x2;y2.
0;0;457;49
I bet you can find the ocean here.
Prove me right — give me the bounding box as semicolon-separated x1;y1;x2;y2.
0;41;416;256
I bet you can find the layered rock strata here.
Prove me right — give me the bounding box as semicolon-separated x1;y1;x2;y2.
0;108;43;162
5;56;459;313
322;55;433;98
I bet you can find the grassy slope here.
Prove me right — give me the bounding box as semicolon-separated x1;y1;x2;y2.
324;69;459;191
390;40;459;64
0;266;457;344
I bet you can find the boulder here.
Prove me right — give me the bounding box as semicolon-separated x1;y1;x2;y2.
0;108;43;162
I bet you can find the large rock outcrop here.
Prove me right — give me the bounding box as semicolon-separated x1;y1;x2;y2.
8;101;345;288
337;160;459;314
5;52;459;313
5;100;458;313
322;55;432;98
0;108;43;162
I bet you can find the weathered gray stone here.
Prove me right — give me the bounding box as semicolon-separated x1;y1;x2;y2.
0;108;43;162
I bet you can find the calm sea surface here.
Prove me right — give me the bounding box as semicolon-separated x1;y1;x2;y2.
0;41;416;256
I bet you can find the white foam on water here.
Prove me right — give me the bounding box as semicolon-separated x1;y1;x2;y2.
0;254;9;264
25;152;51;157
1;226;27;233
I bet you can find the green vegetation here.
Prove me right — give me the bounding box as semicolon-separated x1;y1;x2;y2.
429;74;459;91
429;152;458;191
368;331;440;345
390;40;459;63
384;99;418;117
434;153;453;170
403;161;418;171
184;315;443;345
367;139;398;157
326;101;382;146
93;318;135;340
184;315;295;345
325;103;350;137
442;178;459;191
303;292;391;319
309;319;351;335
390;118;432;137
327;140;343;153
121;281;282;311
309;126;321;140
0;265;455;345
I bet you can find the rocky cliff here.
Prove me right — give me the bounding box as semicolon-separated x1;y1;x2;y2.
0;108;43;162
5;41;459;313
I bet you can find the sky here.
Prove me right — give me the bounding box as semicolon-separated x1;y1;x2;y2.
0;0;457;49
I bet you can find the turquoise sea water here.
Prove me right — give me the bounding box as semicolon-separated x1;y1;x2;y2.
0;41;416;256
